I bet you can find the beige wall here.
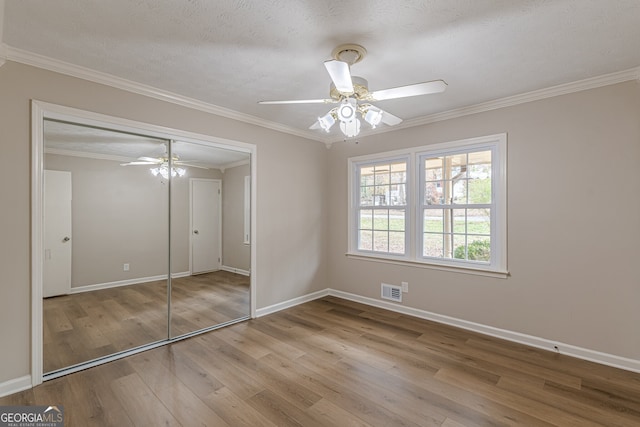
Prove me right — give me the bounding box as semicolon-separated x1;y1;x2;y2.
222;163;251;272
327;80;640;360
0;61;328;384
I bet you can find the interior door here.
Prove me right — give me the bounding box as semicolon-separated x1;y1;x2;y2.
191;178;221;274
43;170;72;298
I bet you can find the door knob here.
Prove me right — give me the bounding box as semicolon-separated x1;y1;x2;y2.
193;230;199;234
63;236;70;242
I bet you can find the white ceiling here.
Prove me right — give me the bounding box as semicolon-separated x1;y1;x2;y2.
3;1;640;142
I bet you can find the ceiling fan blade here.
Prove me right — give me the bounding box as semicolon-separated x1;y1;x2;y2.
380;109;403;126
324;60;354;94
370;80;447;101
309;121;322;130
137;157;162;163
120;161;156;166
258;98;335;105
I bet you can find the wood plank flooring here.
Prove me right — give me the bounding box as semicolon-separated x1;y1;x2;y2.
43;270;249;372
6;296;640;426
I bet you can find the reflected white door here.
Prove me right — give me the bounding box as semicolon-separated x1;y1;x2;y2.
44;170;72;297
190;179;221;274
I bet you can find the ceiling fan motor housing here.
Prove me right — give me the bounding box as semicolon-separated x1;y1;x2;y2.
337;98;358;123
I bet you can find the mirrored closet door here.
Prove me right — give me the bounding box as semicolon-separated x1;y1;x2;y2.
169;141;251;338
41;117;251;376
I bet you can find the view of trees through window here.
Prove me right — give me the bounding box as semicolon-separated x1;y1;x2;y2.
422;150;492;261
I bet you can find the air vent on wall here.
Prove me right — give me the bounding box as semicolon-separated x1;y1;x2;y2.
381;283;402;302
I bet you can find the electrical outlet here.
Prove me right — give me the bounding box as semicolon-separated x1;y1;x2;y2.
123;263;130;271
401;281;409;293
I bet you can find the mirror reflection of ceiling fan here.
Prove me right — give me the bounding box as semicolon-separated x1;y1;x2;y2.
120;155;208;179
258;44;447;138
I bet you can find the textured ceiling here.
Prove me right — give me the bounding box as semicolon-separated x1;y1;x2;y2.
3;0;640;142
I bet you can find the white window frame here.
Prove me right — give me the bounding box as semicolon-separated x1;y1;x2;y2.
347;133;507;278
351;155;411;258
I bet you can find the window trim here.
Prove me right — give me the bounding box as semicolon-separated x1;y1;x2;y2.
351;155;411;258
347;133;508;277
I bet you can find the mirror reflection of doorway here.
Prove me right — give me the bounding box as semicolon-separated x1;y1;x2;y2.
40;116;252;376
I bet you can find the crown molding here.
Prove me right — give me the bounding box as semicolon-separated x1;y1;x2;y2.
4;44;638;148
336;66;640;144
3;44;326;143
44;147;134;163
220;158;250;172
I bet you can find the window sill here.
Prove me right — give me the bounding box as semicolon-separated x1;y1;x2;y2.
345;253;509;279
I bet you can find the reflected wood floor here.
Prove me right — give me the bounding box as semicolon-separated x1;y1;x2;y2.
43;270;249;372
6;296;640;426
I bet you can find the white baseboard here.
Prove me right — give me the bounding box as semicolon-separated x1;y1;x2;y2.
256;289;329;317
0;375;31;398
327;289;640;374
69;271;191;294
221;265;251;276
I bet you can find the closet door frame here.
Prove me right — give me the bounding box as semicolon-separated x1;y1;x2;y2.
31;100;257;386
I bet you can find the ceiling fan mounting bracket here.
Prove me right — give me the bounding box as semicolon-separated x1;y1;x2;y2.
331;44;367;66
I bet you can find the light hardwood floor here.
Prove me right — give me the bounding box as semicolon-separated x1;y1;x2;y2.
5;296;640;426
43;270;250;373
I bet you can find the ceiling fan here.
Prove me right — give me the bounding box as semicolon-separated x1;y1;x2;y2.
258;44;447;138
121;154;208;179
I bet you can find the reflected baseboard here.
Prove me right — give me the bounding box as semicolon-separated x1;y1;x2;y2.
68;271;191;294
221;265;250;276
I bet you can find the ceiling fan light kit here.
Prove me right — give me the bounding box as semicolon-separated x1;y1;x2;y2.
258;43;447;139
317;111;335;133
150;164;186;179
121;145;208;178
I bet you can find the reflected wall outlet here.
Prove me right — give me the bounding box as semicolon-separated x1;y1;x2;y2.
123;263;130;271
401;281;409;293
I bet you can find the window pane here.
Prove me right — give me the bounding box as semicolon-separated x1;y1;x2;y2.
424;209;443;232
452;234;467;259
374;168;389;185
390;162;407;184
389;209;405;231
360;186;374;206
468;176;491;204
373;209;389;230
374;186;389;206
467;235;491;261
453;209;466;233
389;232;405;254
468;208;490;235
390;184;406;205
424;157;443;180
468;151;492;204
360;166;374;186
452;179;467;204
468;150;491;166
423;233;443;258
424;181;443;205
359;209;373;230
448;153;467;178
373;231;389;252
359;230;373;251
